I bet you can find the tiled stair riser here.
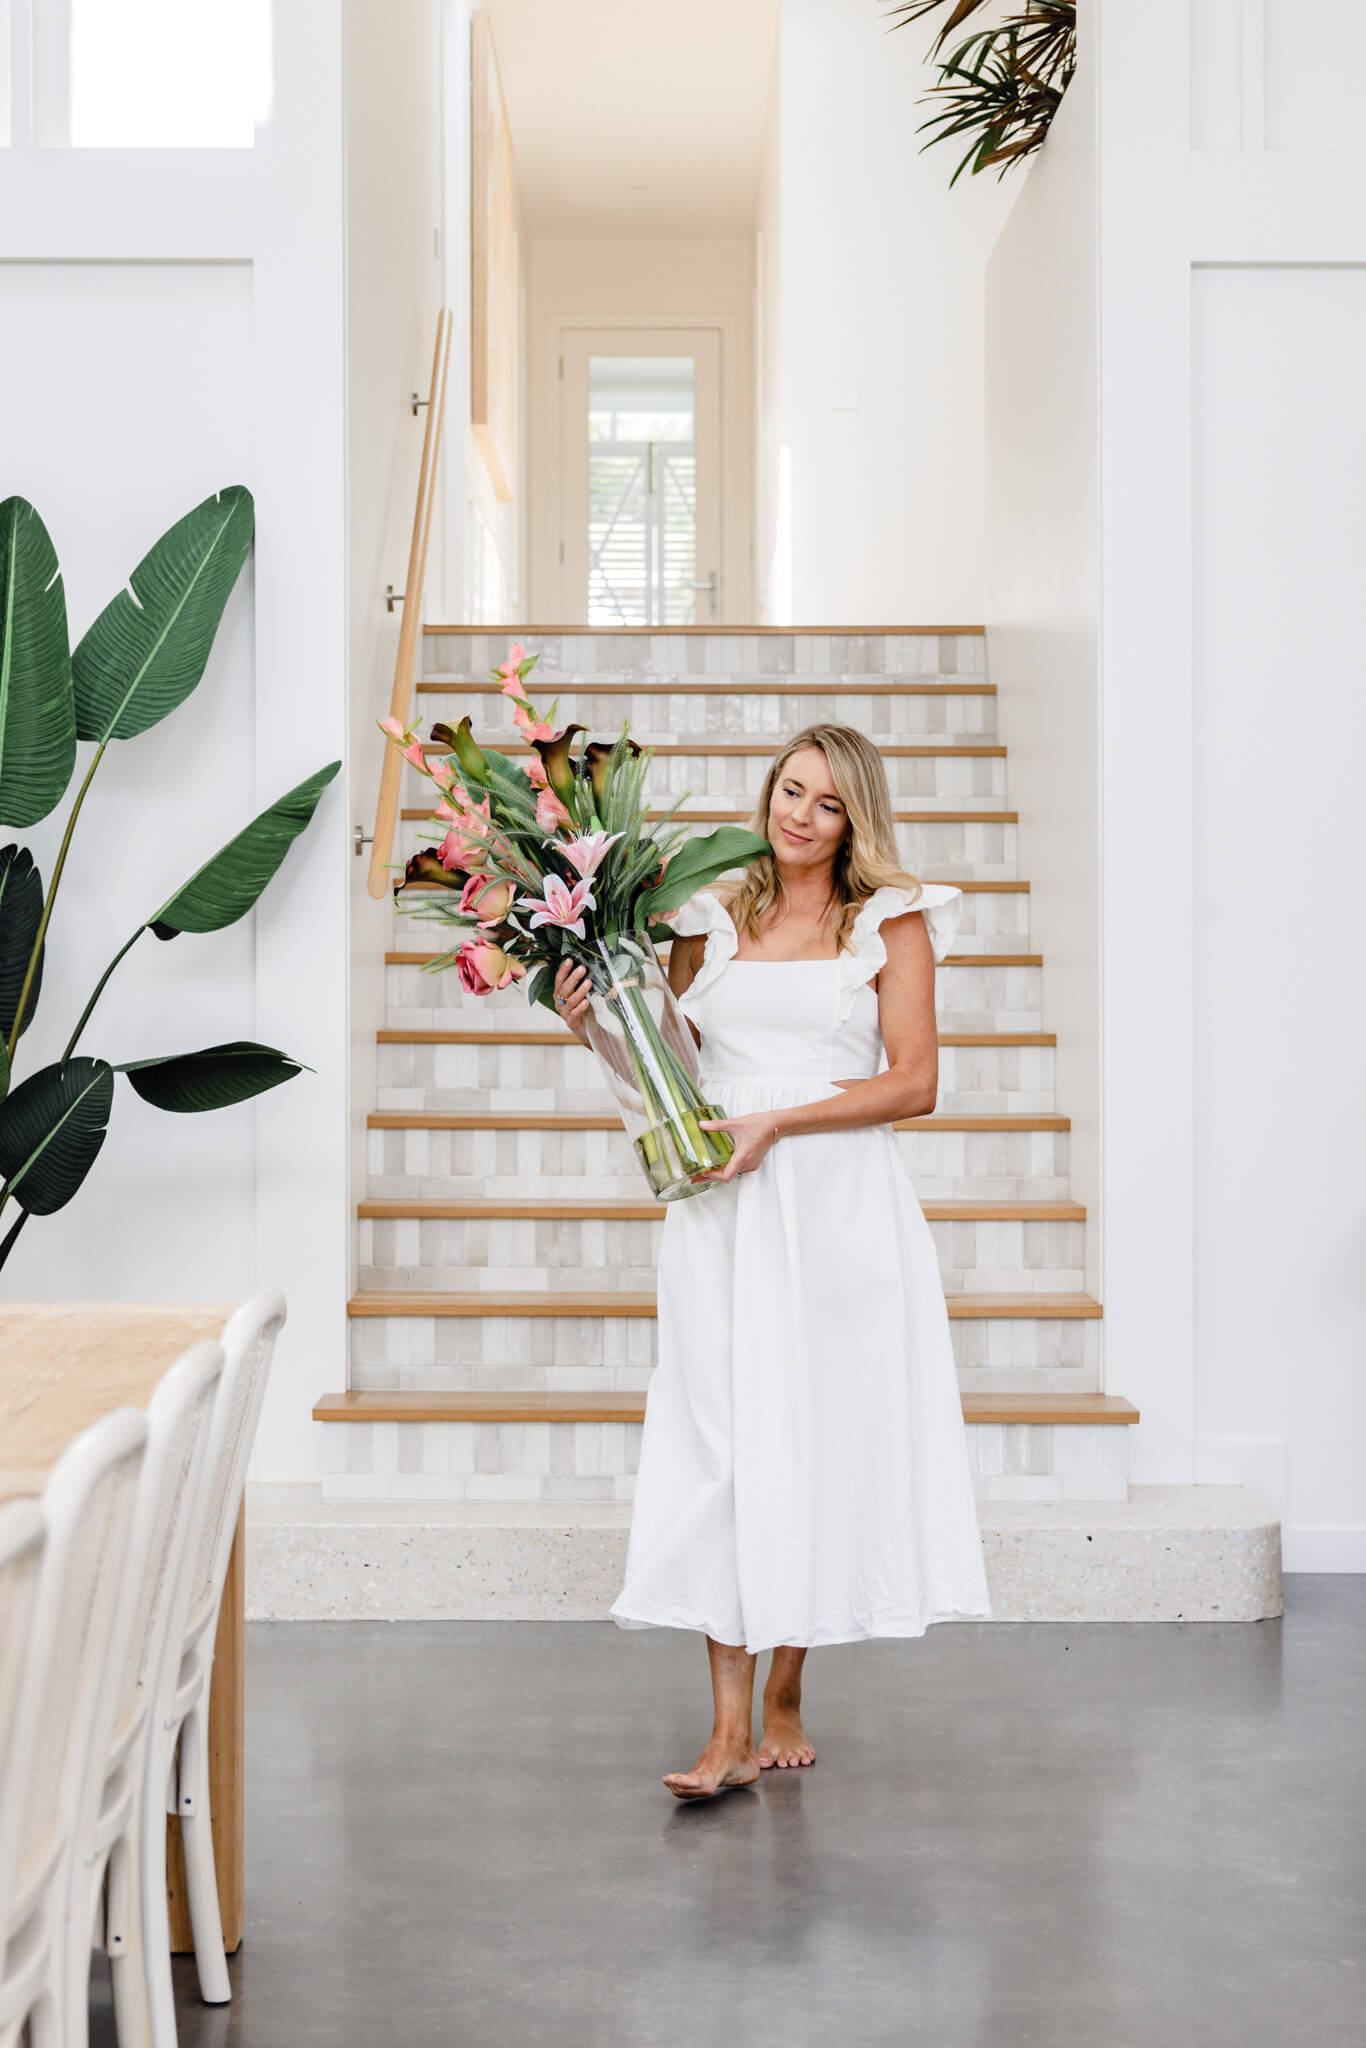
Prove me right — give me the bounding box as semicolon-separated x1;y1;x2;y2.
356;1214;1084;1295
422;631;989;680
389;898;1033;964
383;960;1045;1035
373;1039;1056;1117
346;1313;1097;1394
410;755;1008;803
364;1124;1072;1203
317;1415;1124;1505
426;690;999;739
399;815;1020;877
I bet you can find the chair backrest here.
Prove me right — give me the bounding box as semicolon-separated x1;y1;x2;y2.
0;1409;147;1949
103;1341;226;1768
0;1501;45;1934
183;1289;287;1649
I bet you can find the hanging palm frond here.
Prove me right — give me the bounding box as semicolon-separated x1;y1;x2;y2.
885;0;1076;185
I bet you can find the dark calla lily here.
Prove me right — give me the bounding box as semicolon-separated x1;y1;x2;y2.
429;717;488;779
395;849;468;896
530;724;587;804
583;736;642;810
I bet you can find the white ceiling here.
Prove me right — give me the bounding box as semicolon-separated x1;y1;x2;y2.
483;0;779;238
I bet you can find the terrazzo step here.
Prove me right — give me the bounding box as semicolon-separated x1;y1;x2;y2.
364;1109;1072;1202
312;1390;1136;1507
384;955;1046;1035
421;626;988;681
245;1483;1284;1624
396;810;1021;878
416;676;999;739
344;1291;1102;1396
372;1032;1058;1118
355;1201;1085;1295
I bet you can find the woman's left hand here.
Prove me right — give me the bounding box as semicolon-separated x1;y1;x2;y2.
691;1112;779;1183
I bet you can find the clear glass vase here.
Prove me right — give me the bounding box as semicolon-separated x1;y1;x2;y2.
580;933;735;1201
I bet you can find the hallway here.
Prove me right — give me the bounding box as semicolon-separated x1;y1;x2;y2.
90;1581;1365;2047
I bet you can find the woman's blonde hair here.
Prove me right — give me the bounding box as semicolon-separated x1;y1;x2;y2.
715;723;921;954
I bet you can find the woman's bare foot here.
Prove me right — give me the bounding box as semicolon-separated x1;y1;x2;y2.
758;1698;815;1769
663;1733;761;1801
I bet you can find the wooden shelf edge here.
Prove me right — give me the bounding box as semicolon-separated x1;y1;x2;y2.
315;1389;1134;1425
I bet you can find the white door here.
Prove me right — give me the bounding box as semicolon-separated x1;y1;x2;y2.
559;328;722;626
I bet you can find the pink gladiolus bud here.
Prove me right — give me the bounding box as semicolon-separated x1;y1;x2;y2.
428;755;457;790
524;757;548;790
402;740;427;772
379;716;410;741
536;786;572;831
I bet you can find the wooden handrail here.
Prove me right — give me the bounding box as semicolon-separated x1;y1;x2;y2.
368;309;454;899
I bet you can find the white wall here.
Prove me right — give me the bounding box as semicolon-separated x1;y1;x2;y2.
984;10;1100;1287
1091;0;1366;1562
345;0;444;1283
775;0;1015;624
754;33;784;623
525;238;755;620
0;1;350;1483
1191;264;1366;1567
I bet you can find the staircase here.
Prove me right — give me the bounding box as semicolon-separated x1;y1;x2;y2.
319;628;1145;1519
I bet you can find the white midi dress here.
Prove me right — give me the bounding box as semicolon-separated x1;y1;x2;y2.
609;884;994;1655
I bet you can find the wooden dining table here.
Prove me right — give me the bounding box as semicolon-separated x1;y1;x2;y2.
0;1302;247;1954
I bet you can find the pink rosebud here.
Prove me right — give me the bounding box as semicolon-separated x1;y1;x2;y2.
456;939;525;995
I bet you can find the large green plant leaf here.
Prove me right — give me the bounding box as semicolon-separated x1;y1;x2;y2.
0;1057;113;1213
636;828;771;922
117;1041;309;1112
148;759;340;938
72;486;254;744
0;845;44;1040
0;498;75;827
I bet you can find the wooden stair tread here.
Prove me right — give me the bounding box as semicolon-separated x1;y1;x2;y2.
316;1388;1132;1426
400;807;1018;825
358;1197;1086;1222
345;1290;1101;1320
377;1027;1057;1048
385;950;1042;968
418;678;997;697
366;1109;1070;1132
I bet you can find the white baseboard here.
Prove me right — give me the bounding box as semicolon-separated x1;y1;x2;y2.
1282;1528;1366;1573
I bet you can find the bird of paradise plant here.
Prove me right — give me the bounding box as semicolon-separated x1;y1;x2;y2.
0;487;338;1271
378;647;772;1199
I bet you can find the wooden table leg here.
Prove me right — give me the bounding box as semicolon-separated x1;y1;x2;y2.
168;1500;245;1954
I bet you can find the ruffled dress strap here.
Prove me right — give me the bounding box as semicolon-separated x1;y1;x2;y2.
835;883;962;1027
669;891;739;1022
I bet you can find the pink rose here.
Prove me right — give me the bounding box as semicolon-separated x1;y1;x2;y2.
456;939;525;994
459;874;514;923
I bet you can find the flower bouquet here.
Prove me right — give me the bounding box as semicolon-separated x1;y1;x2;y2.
378;646;770;1200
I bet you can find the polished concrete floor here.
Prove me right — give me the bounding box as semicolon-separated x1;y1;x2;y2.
89;1577;1364;2048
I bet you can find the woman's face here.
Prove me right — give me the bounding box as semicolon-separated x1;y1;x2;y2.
767;746;849;875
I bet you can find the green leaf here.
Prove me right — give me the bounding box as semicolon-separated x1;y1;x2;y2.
636;828;772;921
0;498;76;827
116;1041;309;1112
148;759;340;938
0;1039;9;1102
72;486;254;744
0;1057;113;1213
0;844;44;1041
524;962;554;1015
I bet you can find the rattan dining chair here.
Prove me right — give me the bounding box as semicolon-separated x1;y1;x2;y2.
0;1501;45;1929
64;1339;226;2048
142;1288;286;2042
0;1409;148;2048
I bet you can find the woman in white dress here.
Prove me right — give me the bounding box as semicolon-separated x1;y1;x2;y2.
552;722;992;1800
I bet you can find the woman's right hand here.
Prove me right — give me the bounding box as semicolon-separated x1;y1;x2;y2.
553;958;592;1042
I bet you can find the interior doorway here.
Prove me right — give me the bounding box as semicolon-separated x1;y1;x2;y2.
559;328;722;626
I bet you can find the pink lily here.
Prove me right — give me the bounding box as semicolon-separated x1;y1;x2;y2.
456;939;525;995
536;786;571;832
522;872;597;939
559;830;623;880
